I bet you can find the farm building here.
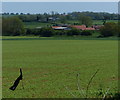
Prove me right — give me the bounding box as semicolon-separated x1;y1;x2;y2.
85;27;95;30
70;25;86;30
51;25;103;31
70;25;95;30
52;26;71;30
92;25;103;30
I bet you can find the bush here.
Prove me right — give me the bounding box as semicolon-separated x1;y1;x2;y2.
2;17;25;36
118;25;120;37
39;27;54;37
26;27;55;37
54;30;67;36
26;28;40;36
100;22;118;37
67;28;81;36
26;28;33;35
81;30;92;36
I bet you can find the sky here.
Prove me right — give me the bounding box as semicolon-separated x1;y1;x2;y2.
2;2;119;14
1;0;120;2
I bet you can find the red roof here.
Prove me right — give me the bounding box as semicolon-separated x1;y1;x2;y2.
85;27;95;30
70;25;95;30
52;26;68;30
52;25;95;30
70;25;86;30
92;25;103;30
52;26;60;28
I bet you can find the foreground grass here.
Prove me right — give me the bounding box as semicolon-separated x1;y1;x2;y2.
2;38;118;98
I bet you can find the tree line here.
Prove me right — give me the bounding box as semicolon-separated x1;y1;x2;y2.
2;15;120;37
2;17;93;36
2;11;118;22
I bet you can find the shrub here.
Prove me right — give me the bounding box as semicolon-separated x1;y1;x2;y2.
67;28;81;36
39;27;54;37
26;28;34;35
81;30;92;36
2;17;25;36
54;30;67;36
25;28;40;36
118;25;120;37
100;22;118;37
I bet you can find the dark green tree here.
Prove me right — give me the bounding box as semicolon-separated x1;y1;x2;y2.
78;15;93;27
2;17;25;36
60;16;67;24
39;27;54;37
67;28;80;36
100;22;118;37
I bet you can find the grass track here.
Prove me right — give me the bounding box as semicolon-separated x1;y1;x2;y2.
2;38;118;98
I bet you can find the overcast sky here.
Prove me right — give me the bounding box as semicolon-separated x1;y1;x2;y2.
2;2;118;14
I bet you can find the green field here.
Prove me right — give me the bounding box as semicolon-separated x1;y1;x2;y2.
24;22;52;29
92;20;118;25
2;37;118;98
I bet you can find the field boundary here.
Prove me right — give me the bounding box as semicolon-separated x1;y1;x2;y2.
1;37;119;41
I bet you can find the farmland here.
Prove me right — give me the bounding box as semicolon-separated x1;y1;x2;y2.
2;37;118;98
24;20;118;29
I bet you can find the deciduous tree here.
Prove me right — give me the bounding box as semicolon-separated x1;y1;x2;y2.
2;17;25;36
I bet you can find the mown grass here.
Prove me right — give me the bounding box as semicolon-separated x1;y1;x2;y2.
2;37;118;98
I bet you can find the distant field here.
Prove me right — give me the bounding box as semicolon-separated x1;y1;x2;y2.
24;22;52;29
93;20;118;25
2;37;118;98
24;20;118;29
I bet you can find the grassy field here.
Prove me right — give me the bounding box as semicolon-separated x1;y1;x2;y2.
2;37;118;98
24;22;52;29
2;36;119;40
92;20;118;25
67;20;118;25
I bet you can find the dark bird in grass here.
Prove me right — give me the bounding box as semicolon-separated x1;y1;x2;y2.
9;68;23;91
